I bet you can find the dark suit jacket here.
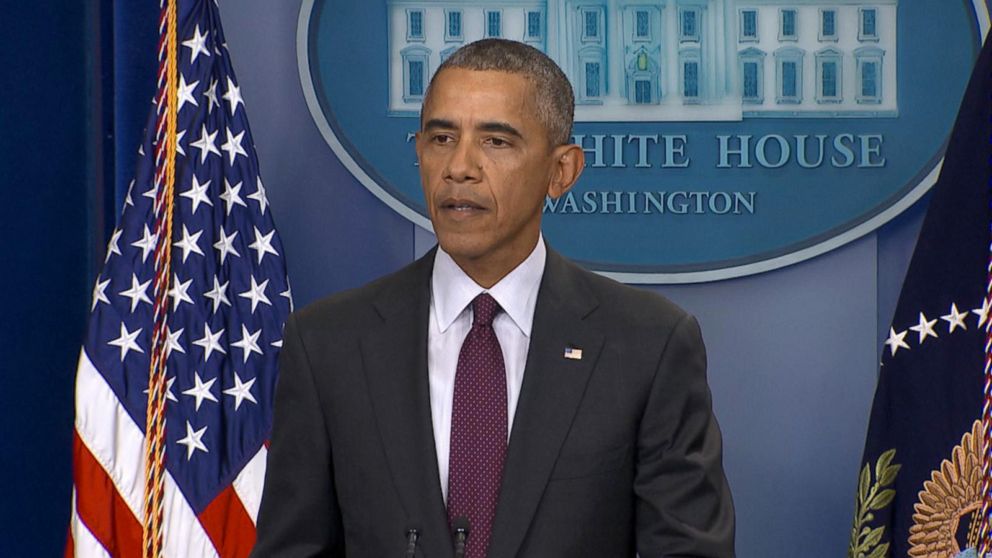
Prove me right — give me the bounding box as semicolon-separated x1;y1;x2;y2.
251;247;734;557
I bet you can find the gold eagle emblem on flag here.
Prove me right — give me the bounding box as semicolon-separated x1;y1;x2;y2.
908;420;984;557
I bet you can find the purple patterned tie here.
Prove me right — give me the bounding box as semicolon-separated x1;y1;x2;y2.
447;293;507;558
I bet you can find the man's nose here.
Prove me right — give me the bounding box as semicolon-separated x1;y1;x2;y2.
444;139;481;183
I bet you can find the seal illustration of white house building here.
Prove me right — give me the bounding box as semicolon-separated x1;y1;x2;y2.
386;0;897;121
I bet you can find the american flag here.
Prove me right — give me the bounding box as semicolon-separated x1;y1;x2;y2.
67;1;290;556
850;37;992;556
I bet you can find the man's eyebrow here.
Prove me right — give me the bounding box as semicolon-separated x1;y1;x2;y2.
423;118;456;131
422;119;524;140
477;121;523;139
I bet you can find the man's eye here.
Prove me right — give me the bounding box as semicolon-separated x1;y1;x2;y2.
487;137;509;147
432;134;453;144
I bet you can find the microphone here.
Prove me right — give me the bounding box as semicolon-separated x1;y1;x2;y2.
404;527;420;558
452;517;471;558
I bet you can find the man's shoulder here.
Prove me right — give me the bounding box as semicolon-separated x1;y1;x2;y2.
550;251;690;330
292;253;432;332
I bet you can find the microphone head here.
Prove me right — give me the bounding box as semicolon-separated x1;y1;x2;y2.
452;516;471;536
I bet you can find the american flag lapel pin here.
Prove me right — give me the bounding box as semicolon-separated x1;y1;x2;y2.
563;346;583;360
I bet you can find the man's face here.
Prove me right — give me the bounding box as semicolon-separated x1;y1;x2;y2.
416;68;572;281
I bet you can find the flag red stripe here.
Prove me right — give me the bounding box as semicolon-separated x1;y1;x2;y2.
64;526;74;558
198;485;256;558
72;432;143;557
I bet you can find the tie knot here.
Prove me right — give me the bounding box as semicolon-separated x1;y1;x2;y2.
472;293;501;327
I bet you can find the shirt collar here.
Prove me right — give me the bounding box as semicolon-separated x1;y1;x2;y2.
431;235;546;337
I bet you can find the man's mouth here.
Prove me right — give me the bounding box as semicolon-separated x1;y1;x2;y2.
441;198;487;212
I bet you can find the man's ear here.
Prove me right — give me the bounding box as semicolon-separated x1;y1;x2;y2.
547;144;585;199
414;131;423;163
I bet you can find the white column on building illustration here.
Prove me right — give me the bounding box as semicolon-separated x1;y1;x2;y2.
721;0;735;98
607;0;624;104
547;1;562;74
658;3;668;102
665;2;678;103
548;1;567;84
700;0;722;100
704;1;716;101
565;1;578;92
720;0;732;98
708;1;719;100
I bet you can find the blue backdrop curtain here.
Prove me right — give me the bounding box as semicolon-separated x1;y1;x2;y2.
0;3;158;554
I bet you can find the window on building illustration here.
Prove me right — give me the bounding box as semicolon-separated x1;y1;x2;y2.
740;48;766;103
822;62;837;97
780;9;797;40
861;61;878;98
854;46;884;103
402;46;430;102
860;8;878;40
486;10;502;38
635;79;652;104
681;9;700;41
683;60;699;99
408;10;424;41
583;10;600;40
527;11;543;40
820;10;837;40
782;61;797;97
743;61;759;100
409;60;424;97
820;60;839;100
774;48;804;103
636;10;650;39
740;10;757;41
585;62;601;97
446;10;462;41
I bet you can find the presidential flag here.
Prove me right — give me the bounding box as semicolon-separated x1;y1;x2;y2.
849;38;992;557
67;1;290;556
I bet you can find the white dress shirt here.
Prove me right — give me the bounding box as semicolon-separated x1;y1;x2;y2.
428;237;546;503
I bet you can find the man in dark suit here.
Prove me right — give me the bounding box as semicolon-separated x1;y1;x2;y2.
252;39;734;557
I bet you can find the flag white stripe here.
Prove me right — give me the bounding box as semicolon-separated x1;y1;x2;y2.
70;488;112;558
75;349;219;558
163;479;219;558
75;349;146;520
232;445;267;524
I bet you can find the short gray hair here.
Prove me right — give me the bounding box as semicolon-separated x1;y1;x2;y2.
423;38;575;146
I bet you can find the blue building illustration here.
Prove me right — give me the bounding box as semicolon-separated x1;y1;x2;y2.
386;0;897;121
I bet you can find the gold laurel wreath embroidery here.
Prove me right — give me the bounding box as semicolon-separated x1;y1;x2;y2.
907;419;983;557
849;448;900;558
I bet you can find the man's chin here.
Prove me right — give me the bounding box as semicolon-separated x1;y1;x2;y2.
435;235;488;262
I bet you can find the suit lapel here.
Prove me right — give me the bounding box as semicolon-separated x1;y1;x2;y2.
488;249;604;558
360;252;453;558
